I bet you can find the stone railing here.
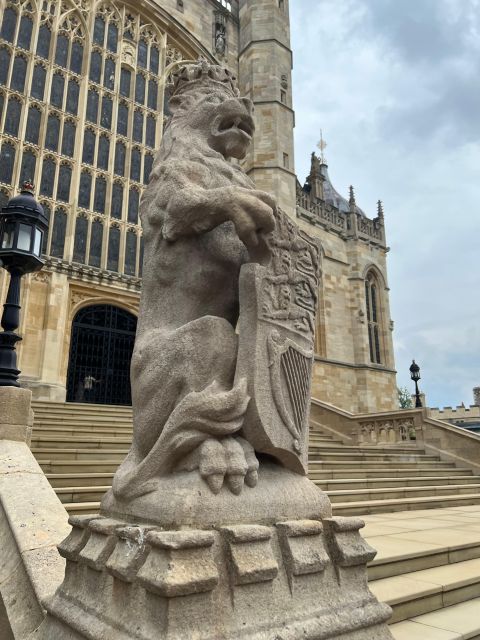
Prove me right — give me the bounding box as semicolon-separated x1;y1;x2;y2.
296;195;347;234
310;398;480;474
357;216;383;242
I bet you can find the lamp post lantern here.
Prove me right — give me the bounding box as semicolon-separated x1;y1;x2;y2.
409;359;422;408
0;182;49;386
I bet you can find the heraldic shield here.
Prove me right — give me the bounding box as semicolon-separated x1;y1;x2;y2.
235;208;321;475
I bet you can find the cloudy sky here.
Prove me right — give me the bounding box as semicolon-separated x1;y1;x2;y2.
290;0;480;408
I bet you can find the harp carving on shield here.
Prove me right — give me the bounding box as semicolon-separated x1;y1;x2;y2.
235;208;320;475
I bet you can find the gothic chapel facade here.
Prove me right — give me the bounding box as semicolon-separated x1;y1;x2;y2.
0;0;397;413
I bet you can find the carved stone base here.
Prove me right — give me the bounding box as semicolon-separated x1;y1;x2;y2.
32;505;393;639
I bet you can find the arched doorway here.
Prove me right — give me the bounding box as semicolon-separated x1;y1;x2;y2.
66;305;137;405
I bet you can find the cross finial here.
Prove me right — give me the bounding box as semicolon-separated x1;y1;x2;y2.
317;129;327;164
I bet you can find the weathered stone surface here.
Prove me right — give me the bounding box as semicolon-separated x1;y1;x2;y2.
0;388;70;638
0;387;32;442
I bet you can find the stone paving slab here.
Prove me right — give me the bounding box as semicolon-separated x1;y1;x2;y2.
390;597;480;639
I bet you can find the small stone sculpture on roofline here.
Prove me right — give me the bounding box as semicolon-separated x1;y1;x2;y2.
33;60;393;640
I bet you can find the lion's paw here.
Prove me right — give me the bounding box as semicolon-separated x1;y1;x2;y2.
195;436;259;495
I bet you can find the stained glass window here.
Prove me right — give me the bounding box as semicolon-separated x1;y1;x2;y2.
25;106;41;144
79;171;92;209
111;182;123;219
40;157;55;197
148;79;158;110
55;33;69;68
114;141;126;176
1;8;17;43
107;22;118;53
62;120;76;157
0;141;15;183
40;202;50;253
100;95;113;129
31;64;46;100
17;15;33;50
36;24;51;59
89;50;102;83
93;17;105;46
133;110;143;143
124;230;137;275
82;129;96;165
130;148;141;182
120;68;131;97
98;135;110;170
94;175;107;213
0;47;11;85
0;3;170;275
73;216;88;263
57;164;72;202
70;41;83;74
89;219;103;267
50;72;65;108
20;149;36;185
86;89;99;123
144;153;154;185
51;208;67;258
117;102;128;136
4;97;21;136
365;272;382;364
107;225;120;271
45;114;60;152
128;188;139;224
138;39;148;68
146;115;156;148
104;57;116;90
11;55;27;92
135;73;145;104
66;79;80;115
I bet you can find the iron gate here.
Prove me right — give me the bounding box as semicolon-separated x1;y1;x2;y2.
66;305;137;406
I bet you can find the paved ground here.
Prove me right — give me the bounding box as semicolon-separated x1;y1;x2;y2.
362;506;480;639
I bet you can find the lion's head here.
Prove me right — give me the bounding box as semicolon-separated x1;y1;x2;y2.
165;60;255;160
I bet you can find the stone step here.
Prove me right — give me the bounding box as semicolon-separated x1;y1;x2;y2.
309;444;421;454
32;426;133;438
389;596;480;639
37;460;121;474
56;486;110;504
309;451;440;462
33;416;133;426
366;514;480;581
31;435;132;449
327;484;480;504
47;473;114;487
370;557;480;624
309;460;455;470
31;448;127;461
318;476;480;491
310;467;474;480
333;494;480;516
32;401;132;413
65;502;101;514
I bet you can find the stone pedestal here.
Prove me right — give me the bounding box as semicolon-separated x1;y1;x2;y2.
33;465;392;640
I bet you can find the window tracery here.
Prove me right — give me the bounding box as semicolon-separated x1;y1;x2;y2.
0;0;187;277
365;270;383;365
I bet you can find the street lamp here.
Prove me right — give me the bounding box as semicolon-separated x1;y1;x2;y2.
409;359;422;408
0;182;49;386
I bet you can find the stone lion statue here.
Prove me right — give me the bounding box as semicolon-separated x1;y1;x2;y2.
112;61;277;499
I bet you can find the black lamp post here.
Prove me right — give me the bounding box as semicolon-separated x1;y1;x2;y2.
0;182;49;386
409;359;422;408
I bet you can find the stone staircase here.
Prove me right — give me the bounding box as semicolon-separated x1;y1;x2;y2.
31;401;480;637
